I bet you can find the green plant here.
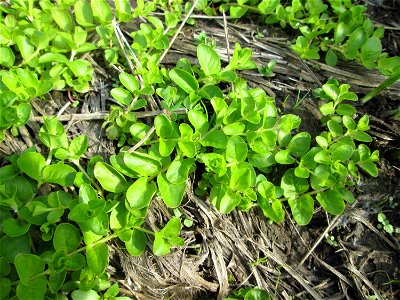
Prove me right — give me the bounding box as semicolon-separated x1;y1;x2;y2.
225;286;270;300
377;212;394;234
204;0;400;77
0;116;187;299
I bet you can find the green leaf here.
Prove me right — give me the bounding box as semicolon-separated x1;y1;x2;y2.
166;158;194;184
91;0;112;24
350;131;372;142
111;88;132;106
155;115;175;139
197;44;221;76
210;185;241;214
153;232;170;256
126;178;157;209
199;153;227;177
201;130;228;149
278;114;301;133
281;169;309;199
188;110;209;134
316;190;345;215
74;0;94;26
275;149;295;164
322;84;339;101
86;243;108;275
0;46;15;67
334;22;347;44
319;102;334;116
115;0;132;22
161;217;182;237
16;36;34;60
229;162;256;192
226;136;248;163
53;223;81;253
288;132;311;157
331;144;353;161
288;194;314;225
71;290;100;300
51;8;73;32
17;152;46;182
230;6;247;18
0;234;31;263
327;120;343;137
15;253;45;286
361;37;382;69
119;73;139;94
123;152;162;177
16;277;47;300
94;162;128;193
0;278;11;300
258;0;279;14
42;164;76;186
39;117;69;150
48;270;66;293
359;162;378;177
222;122;245;135
325;49;338;66
69;135;88;157
124;229;147;256
3;218;30;237
336;104;356;116
157;173;186;208
169;68;198;94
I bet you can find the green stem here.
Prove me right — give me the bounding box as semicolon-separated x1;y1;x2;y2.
73;160;104;197
225;3;261;14
68;233;118;256
361;67;400;103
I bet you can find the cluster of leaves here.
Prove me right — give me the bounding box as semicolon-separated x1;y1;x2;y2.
0;0;183;141
0;116;184;299
205;0;400;76
106;42;379;227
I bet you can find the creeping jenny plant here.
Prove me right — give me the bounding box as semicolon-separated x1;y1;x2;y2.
0;0;382;299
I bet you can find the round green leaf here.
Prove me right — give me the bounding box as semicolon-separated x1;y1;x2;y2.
331;144;353;161
14;253;45;286
53;223;81;253
126;178;157;209
94;162;128;193
226;136;248;163
125;229;147;256
86;243;108;275
316;190;345;215
288;194;314;225
110;88;132;106
3;218;30;237
17;152;46;182
157;173;186;208
0;46;15;67
16;277;47;300
71;290;100;300
42;164;76;186
0;278;11;300
288;132;311;157
169;68;198;94
197;44;221;76
275;149;295;164
0;234;31;263
280;169;309;199
166;158;194;184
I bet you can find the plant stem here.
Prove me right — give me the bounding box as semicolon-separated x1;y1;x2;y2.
73;160;104;197
361;67;400;103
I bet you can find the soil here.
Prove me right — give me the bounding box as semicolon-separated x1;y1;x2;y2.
1;1;400;299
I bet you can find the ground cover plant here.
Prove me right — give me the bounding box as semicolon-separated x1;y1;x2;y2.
0;0;399;299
